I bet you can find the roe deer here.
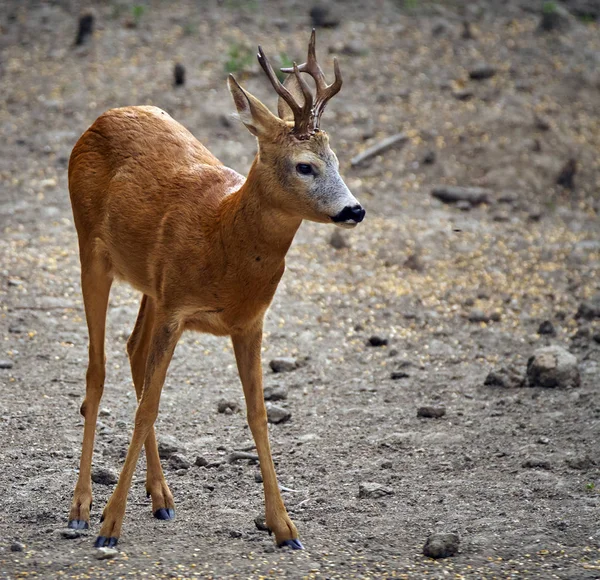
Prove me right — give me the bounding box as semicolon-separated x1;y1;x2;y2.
67;30;365;550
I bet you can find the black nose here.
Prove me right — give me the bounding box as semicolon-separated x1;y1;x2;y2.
332;204;366;223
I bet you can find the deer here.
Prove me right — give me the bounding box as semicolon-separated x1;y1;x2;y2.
66;30;365;550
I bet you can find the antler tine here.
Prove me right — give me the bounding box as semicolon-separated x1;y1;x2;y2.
281;29;343;129
257;46;314;137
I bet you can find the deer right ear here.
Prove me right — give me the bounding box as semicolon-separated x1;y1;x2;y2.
227;74;281;138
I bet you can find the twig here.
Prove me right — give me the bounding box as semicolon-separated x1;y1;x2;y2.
350;132;408;167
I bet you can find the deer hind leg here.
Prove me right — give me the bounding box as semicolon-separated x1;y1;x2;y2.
68;255;113;530
127;295;175;520
95;310;181;548
232;326;303;550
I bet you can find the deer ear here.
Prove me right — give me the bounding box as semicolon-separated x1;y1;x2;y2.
227;75;282;138
277;74;305;123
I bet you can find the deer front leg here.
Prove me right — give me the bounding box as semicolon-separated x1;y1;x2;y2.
95;316;181;548
231;325;303;550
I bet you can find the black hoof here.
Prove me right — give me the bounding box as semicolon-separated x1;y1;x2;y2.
278;538;304;550
153;508;175;520
94;535;118;548
67;519;89;530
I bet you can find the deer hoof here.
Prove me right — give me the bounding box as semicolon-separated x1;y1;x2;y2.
278;538;304;550
94;536;118;548
67;519;89;530
153;508;175;520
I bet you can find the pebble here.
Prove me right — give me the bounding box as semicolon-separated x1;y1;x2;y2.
469;64;496;80
484;366;525;389
255;472;263;483
432;186;492;206
423;532;460;559
329;229;349;249
576;294;600;320
266;403;291;424
391;371;409;380
566;456;595;470
538;4;572;32
367;335;388;347
91;466;118;485
95;547;119;560
11;542;25;552
423;150;436;165
269;357;298;373
195;456;209;467
61;529;81;539
538;320;556;336
309;4;340;28
526;345;580;388
169;453;191;470
0;360;14;369
217;399;239;414
99;408;111;417
521;457;551;470
417;406;446;419
254;514;269;532
263;385;288;401
358;482;394;499
157;435;182;459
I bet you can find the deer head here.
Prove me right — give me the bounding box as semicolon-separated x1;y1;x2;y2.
227;30;365;228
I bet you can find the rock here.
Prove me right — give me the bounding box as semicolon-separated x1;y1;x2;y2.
309;4;340;28
99;408;111;417
391;371;410;380
229;529;243;539
576;294;600;320
195;456;209;467
423;532;460;559
431;186;491;206
538;3;573;32
157;435;182;459
254;514;269;532
423;150;436;165
404;252;424;272
263;385;288;401
0;360;14;369
358;482;394;499
566;456;595;470
8;325;25;334
217;399;239;414
367;335;388;347
484;366;525;389
61;529;81;539
417;406;446;419
74;11;94;46
11;542;25;552
173;62;186;86
452;89;473;101
538;320;556;336
266;403;291;424
91;466;118;485
169;453;191;470
228;451;259;463
8;278;23;287
456;200;472;211
255;472;263;483
329;229;349;249
95;547;119;560
526;346;580;388
462;20;474;40
556;159;576;189
469;64;496;80
468;309;489;323
521;457;551;470
269;357;298;373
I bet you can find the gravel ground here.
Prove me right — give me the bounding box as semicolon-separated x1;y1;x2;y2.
1;1;599;578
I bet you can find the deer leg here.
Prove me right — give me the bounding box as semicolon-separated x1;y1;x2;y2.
68;258;113;530
231;326;303;550
127;295;174;520
95;312;181;547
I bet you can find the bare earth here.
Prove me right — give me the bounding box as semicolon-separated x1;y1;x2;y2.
1;1;599;578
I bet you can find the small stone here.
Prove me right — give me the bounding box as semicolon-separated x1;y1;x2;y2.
456;200;472;211
423;150;436;165
263;385;288;401
452;89;473;101
423;532;460;559
417;406;446;419
229;530;243;539
217;399;239;414
195;456;208;467
157;435;182;459
367;335;388;347
74;11;94;46
254;514;269;532
526;346;580;388
537;436;550;445
309;4;340;28
538;320;556;336
556;158;576;189
169;453;191;470
469;64;496;80
381;461;393;469
266;403;291;424
95;547;119;560
522;457;551;470
566;456;595;470
91;466;118;485
358;482;394;499
468;309;490;323
61;529;81;539
0;360;14;369
8;278;23;287
269;357;298;373
576;294;600;320
11;542;25;552
432;186;491;206
329;229;349;249
173;63;185;86
484;366;525;389
99;408;111;417
254;472;263;483
538;4;572;32
8;325;25;334
391;371;409;380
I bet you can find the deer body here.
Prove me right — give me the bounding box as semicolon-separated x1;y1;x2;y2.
67;32;364;550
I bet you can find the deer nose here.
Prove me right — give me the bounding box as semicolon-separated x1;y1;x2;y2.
332;204;366;224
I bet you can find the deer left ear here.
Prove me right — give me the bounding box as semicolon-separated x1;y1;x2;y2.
227;74;282;138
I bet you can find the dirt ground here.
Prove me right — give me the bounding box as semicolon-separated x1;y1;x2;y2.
1;1;599;578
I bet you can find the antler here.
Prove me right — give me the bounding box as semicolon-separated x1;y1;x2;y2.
257;46;315;139
281;29;343;131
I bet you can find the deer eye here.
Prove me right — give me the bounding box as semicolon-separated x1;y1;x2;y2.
296;163;314;176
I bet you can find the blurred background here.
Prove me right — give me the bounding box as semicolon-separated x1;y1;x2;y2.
0;1;599;578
